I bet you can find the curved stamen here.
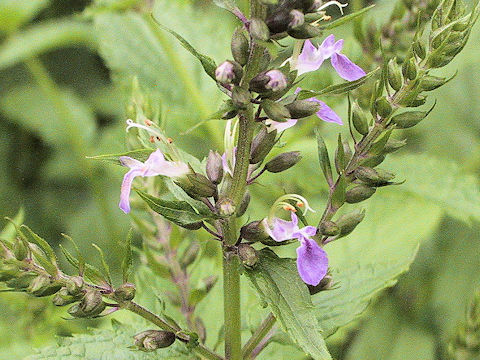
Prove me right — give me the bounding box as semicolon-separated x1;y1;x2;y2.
317;1;348;15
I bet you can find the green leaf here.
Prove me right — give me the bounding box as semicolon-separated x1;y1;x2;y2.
315;128;333;185
122;228;134;283
20;225;57;266
245;249;332;360
320;5;375;30
92;244;113;285
136;190;216;227
87;149;153;166
149;15;217;80
297;68;380;99
0;0;50;34
0;19;96;70
26;321;191;359
0;208;24;243
389;153;480;223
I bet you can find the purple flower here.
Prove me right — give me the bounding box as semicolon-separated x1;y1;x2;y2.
263;212;328;285
265;70;288;92
119;149;189;214
295;35;366;81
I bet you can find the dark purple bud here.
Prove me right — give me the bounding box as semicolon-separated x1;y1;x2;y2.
288;9;305;29
265;70;288;92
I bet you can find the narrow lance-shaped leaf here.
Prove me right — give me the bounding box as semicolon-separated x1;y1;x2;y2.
319;5;376;30
298;68;380;99
150;14;217;80
87;149;153;166
92;244;113;286
245;249;332;360
315;128;333;186
122;228;134;283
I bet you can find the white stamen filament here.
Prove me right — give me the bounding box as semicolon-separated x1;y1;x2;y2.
317;1;348;15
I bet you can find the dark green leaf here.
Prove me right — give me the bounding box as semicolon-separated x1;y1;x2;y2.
315;128;333;186
122;228;134;283
245;249;332;360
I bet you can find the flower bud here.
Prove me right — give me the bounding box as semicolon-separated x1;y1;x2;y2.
285;100;320;119
66;276;84;296
237;191;251;217
413;41;426;59
29;275;62;297
206;150;224;185
352;101;369;135
266;10;291;34
52;287;79;306
250;127;277;164
69;290;105;318
387;58;403;91
13;238;28;260
375;97;393;118
402;57;417;80
262;99;291;122
240;220;269;242
345;184;376;204
232;86;251;109
265;151;302;173
336;210;366;238
390;110;429;129
354;166;395;186
383;138;407;153
307;273;334;295
215;61;242;85
114;283;136;301
250;18;270;41
319;221;340;236
231;28;250;66
420;75;450;91
180;242;200;268
134;330;176;351
185;173;217;198
288;9;305;29
287;23;322;39
238;244;259;268
250;70;288;93
216;197;236;216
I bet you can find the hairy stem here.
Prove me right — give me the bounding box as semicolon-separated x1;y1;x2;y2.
123;301;224;360
242;313;277;359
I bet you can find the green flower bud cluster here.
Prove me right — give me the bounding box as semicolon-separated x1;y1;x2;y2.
134;330;176;351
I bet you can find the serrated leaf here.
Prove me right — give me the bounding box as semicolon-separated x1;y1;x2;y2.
150;15;217;80
122;228;134;283
315;128;333;186
26;322;191;359
0;19;96;70
136;190;216;227
298;68;380;99
320;5;375;30
389;153;480;223
245;249;332;360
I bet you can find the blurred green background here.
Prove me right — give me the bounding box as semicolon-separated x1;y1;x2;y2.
0;0;479;358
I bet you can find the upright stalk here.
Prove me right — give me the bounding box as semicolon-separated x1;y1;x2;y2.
222;1;267;359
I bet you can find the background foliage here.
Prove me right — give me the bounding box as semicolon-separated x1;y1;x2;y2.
0;0;479;358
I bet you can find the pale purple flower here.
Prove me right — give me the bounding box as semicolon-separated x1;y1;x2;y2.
263;212;328;285
295;35;366;81
119;149;189;214
265;118;298;133
221;147;236;176
215;61;235;83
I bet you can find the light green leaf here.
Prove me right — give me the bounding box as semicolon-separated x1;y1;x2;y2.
213;0;237;12
389;153;480;222
150;15;217;80
0;19;96;70
0;208;24;243
26;321;191;359
136;190;216;227
320;5;375;30
0;86;96;147
297;68;380;99
245;249;332;360
0;0;50;34
88;149;153;166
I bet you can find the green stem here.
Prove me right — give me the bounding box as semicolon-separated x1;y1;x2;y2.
123;301;225;360
145;15;222;148
223;251;242;360
25;58;119;244
242;313;277;359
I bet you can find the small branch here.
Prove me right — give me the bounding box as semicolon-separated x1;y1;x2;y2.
202;223;223;240
232;7;249;27
247;167;266;185
123;301;224;360
242;313;277;359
